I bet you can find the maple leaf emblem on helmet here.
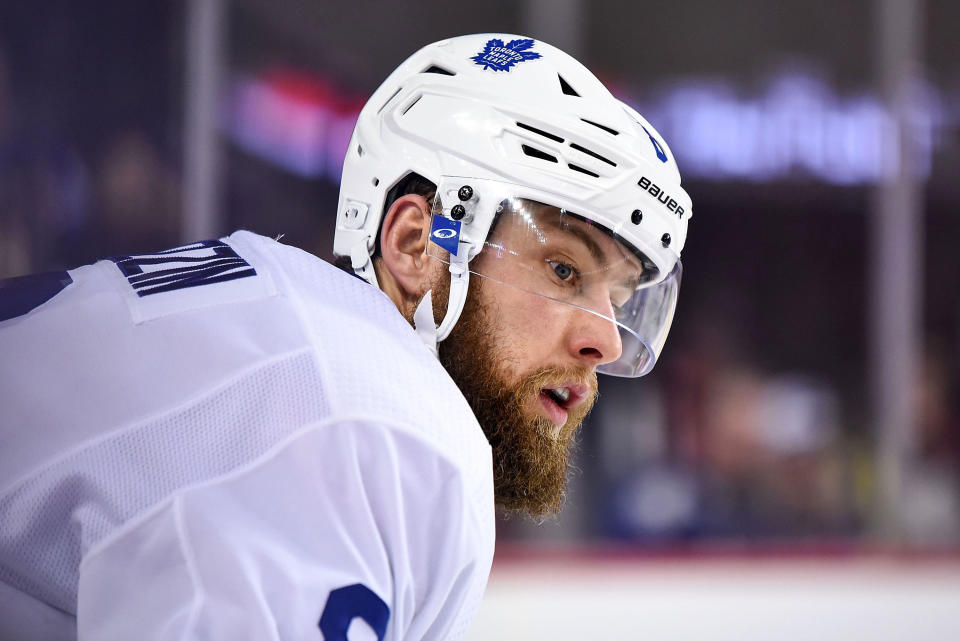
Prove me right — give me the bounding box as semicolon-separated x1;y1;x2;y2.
471;38;542;72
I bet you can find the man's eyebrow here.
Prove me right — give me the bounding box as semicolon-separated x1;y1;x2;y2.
545;216;644;276
543;217;607;265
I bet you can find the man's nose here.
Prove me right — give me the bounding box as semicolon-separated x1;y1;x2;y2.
566;298;623;367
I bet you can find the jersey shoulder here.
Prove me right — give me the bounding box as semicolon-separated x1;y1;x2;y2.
245;232;493;498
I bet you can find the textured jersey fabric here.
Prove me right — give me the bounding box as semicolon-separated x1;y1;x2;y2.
0;230;494;641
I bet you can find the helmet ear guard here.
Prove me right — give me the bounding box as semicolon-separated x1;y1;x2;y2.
334;34;692;375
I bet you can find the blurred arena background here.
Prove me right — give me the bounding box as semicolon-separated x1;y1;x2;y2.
1;1;958;637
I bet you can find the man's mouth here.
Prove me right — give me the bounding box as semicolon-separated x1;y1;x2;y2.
545;387;571;405
538;383;590;429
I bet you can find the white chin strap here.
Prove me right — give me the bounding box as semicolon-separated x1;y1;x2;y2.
412;257;470;356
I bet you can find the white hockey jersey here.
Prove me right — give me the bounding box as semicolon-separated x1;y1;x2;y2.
0;231;495;641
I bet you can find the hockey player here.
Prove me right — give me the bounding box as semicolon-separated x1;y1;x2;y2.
0;35;691;641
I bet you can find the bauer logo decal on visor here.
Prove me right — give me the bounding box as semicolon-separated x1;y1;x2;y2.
430;216;462;256
471;38;541;72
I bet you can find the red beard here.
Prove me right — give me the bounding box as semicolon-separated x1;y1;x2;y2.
435;276;598;518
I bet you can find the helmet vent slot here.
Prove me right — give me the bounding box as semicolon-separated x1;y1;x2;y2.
377;86;403;114
422;64;456;76
568;163;600;178
581;118;619;136
516;122;564;143
570;142;616;167
401;94;423;115
558;75;580;97
521;144;559;163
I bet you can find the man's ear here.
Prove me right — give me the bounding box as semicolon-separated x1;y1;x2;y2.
378;194;434;303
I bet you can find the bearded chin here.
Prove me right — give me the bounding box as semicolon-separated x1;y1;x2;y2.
472;378;583;518
434;278;596;519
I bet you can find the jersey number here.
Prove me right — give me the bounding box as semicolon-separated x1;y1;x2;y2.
319;584;390;641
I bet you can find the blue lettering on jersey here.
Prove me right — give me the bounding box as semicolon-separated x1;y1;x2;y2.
471;38;541;72
111;240;256;297
319;584;390;641
429;215;462;256
0;270;74;322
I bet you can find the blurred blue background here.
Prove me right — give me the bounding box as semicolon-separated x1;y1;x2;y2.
1;0;958;551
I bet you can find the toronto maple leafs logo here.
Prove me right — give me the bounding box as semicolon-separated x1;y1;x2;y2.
471;38;541;72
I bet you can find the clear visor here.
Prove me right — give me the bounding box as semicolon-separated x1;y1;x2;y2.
426;183;681;377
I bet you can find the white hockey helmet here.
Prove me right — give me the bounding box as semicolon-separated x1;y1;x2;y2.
334;34;692;377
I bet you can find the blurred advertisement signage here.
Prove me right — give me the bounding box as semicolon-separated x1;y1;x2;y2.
640;72;942;185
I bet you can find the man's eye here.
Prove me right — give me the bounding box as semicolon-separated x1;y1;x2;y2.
548;260;576;281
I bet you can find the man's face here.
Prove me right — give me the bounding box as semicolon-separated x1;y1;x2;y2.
436;203;632;517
